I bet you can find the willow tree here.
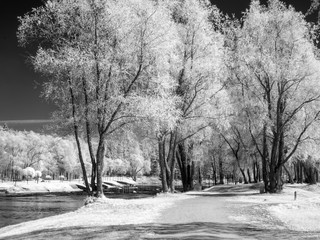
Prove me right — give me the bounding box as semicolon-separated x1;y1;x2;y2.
228;0;320;192
18;0;179;197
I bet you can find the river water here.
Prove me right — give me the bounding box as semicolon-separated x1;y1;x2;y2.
0;193;156;229
0;194;86;228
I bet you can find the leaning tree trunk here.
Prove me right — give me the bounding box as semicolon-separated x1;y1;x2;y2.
68;79;90;195
73;121;90;195
168;132;177;192
239;167;248;184
269;132;280;193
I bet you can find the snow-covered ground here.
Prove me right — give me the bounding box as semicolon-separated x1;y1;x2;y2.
0;180;82;194
261;184;320;232
0;193;193;238
218;183;320;232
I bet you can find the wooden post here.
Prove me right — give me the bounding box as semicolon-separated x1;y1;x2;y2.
294;191;297;200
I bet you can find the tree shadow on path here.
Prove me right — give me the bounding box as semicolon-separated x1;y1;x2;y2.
204;183;262;193
1;222;319;240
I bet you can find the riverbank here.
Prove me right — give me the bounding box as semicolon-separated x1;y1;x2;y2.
0;193;193;239
0;180;82;196
0;177;165;196
1;183;320;239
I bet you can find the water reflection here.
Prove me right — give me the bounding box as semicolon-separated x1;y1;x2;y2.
0;194;86;228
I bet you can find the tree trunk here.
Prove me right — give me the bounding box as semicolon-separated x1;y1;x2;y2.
269;136;279;193
96;134;106;198
176;144;187;191
132;170;137;182
283;165;294;184
276;166;283;191
239;168;248;184
82;77;97;192
253;161;257;183
276;130;285;191
269;167;277;193
262;124;269;192
219;156;224;184
304;162;317;185
299;160;303;183
310;167;317;184
247;168;252;183
211;157;217;185
168;157;176;192
158;136;168;193
73;122;90;195
188;162;195;190
168;132;177;192
68;79;90;195
177;143;195;191
257;162;261;182
198;165;202;185
269;96;286;193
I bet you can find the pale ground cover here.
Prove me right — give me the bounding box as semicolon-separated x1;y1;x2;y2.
0;180;82;194
184;183;320;232
235;184;320;232
0;176;174;195
0;182;320;239
0;193;193;239
207;183;320;232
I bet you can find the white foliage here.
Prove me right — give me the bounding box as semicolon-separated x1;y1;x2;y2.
35;170;42;178
228;0;320;161
23;167;36;179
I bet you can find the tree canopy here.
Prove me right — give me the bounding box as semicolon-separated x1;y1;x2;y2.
16;0;320;195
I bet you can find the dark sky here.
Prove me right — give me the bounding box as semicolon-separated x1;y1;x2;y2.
0;0;314;131
0;1;55;121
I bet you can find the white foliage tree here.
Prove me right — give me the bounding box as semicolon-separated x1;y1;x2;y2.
18;0;181;197
227;0;320;192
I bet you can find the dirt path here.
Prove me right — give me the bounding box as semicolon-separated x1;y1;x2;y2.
152;185;319;239
156;184;261;225
157;195;236;224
